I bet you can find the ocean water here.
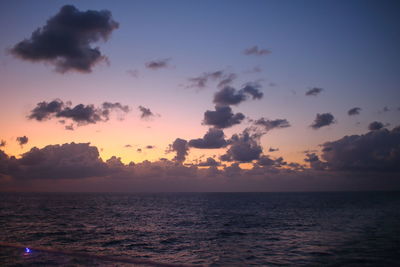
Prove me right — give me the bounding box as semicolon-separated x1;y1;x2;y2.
1;192;400;266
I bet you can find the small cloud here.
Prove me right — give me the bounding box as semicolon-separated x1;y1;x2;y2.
305;87;323;96
189;128;228;149
28;100;130;126
145;58;170;70
186;70;237;89
310;113;336;129
197;157;220;167
244;66;262;74
254;118;290;132
146;145;154;149
0;140;6;147
213;84;263;106
16;136;29;147
220;131;262;163
368;121;384;131
124;144;132;148
10;5;118;73
243;46;271;56
127;69;139;77
203;106;245;129
269;147;279;152
348;107;361;116
168;138;189;162
65;124;74;131
137;148;142;152
138;105;155;119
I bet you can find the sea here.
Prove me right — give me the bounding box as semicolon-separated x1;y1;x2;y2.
1;192;400;266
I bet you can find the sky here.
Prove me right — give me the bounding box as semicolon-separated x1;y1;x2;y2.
0;0;399;192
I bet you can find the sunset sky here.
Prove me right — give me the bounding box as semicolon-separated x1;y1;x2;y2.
1;0;399;191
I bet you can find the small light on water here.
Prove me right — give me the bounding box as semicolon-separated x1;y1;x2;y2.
25;248;31;253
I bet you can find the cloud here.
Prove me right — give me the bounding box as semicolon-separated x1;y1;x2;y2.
197;157;220;167
243;46;271;56
124;144;132;148
213;84;263;106
138;106;155;119
65;124;74;131
269;147;279;152
28;100;130;126
348;107;361;116
305;87;323;96
146;145;154;149
310;113;335;129
254;118;290;132
304;153;327;170
169;138;189;162
213;87;247;106
10;5;118;73
220;131;263;162
188;128;227;149
16;136;29;147
217;73;237;88
186;71;237;89
317;126;400;172
14;143;110;179
145;58;170;70
368;121;384;131
127;69;139;77
0;140;6;147
203;106;245;129
244;66;262;74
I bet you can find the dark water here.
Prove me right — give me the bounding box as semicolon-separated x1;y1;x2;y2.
1;192;400;266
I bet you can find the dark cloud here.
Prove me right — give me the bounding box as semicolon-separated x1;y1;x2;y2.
317;126;400;172
305;87;323;96
348;107;361;116
254;118;291;132
203;106;245;129
383;106;390;112
28;100;64;121
16;136;28;147
16;143;109;179
169;138;189;162
28;100;130;126
213;87;246;106
368;121;384;131
124;144;132;148
138;106;155;119
145;58;170;70
137;148;142;153
197;157;220;167
242;83;264;99
304;153;327;170
269;147;279;152
213;84;263;106
256;155;287;168
146;145;154;149
65;124;74;131
0;140;6;147
10;5;118;73
243;46;271;56
188;128;227;149
310;113;335;129
220;131;263;162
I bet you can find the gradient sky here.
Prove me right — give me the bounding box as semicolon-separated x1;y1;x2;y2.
1;0;399;191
